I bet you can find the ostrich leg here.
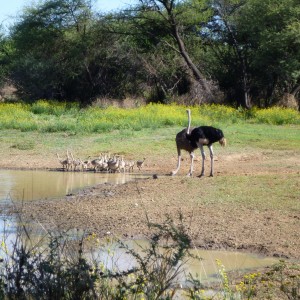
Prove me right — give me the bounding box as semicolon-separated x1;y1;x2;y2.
198;144;206;177
187;152;195;176
171;147;181;176
208;145;214;177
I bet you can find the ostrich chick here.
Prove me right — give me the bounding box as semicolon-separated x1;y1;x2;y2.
136;158;146;171
56;153;70;171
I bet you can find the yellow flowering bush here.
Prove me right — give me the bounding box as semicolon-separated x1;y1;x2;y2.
0;101;299;133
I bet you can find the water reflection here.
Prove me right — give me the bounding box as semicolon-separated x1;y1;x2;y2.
0;169;147;202
91;239;278;285
0;169;279;288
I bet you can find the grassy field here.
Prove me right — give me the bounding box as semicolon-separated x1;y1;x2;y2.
0;100;299;164
0;101;299;134
0;102;299;211
0;100;299;145
0;102;299;299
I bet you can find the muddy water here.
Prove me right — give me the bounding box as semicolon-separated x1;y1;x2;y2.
0;169;278;286
0;169;147;202
96;240;278;285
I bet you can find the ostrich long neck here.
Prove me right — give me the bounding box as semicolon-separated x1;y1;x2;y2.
186;109;191;134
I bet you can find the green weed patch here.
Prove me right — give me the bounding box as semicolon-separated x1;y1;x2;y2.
0;101;299;134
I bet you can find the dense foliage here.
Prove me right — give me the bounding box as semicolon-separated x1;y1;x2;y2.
0;0;299;108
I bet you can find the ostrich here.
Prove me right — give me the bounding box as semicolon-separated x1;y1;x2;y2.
125;160;135;172
82;156;92;170
66;150;73;171
171;109;226;177
188;125;226;177
171;109;195;176
107;155;120;173
56;153;70;171
70;152;82;171
136;158;146;171
91;155;103;172
118;156;126;173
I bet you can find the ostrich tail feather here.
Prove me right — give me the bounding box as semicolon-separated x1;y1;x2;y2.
219;138;226;147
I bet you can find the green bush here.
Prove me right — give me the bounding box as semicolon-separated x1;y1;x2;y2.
30;100;80;116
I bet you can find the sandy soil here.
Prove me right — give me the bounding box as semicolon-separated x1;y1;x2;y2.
3;149;300;261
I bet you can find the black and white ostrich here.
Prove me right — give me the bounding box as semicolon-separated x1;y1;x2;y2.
171;109;226;177
171;109;195;176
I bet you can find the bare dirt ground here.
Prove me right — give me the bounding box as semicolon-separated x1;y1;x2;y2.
2;150;300;261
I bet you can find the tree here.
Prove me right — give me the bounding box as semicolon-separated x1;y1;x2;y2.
9;0;96;102
238;0;300;107
202;0;252;107
203;0;300;107
120;0;216;102
0;29;13;89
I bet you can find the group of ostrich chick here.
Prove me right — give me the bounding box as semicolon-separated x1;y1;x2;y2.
56;151;146;173
56;109;226;176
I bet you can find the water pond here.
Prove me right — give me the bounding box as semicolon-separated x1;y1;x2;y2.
0;169;278;287
0;169;147;203
96;239;278;285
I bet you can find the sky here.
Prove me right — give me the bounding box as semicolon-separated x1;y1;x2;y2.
0;0;134;30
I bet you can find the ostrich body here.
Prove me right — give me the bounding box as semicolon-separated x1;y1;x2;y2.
91;154;103;172
188;126;226;177
172;109;226;177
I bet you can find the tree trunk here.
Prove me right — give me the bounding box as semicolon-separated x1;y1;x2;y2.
172;25;214;101
291;84;300;96
242;65;251;108
291;84;300;111
221;14;251;108
163;6;214;101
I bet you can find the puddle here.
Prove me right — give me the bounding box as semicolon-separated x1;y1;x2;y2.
0;169;147;202
0;225;279;291
90;239;278;285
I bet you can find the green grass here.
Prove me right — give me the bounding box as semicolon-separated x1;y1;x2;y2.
0;101;299;214
10;140;35;150
0;122;299;159
0;101;299;134
225;123;300;151
0;122;298;217
203;174;300;210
